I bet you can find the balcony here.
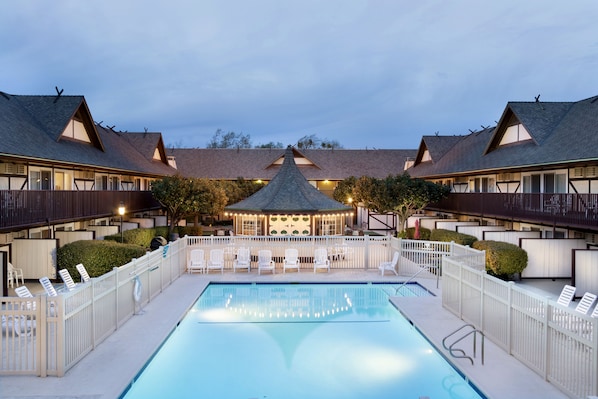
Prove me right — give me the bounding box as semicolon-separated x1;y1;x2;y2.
427;192;598;231
0;190;161;232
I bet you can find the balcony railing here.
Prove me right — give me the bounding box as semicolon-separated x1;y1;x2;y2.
427;192;598;230
0;190;161;231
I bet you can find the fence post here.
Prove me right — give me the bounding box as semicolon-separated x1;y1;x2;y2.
507;281;514;355
592;317;598;395
364;234;370;270
479;270;485;330
543;296;551;381
114;266;120;329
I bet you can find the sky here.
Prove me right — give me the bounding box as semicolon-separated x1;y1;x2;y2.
1;1;597;150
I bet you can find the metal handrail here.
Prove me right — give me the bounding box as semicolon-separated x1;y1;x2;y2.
442;323;485;365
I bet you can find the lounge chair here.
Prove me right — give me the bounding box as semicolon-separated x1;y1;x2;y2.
7;262;24;288
592;302;598;318
39;277;58;297
258;250;275;275
313;247;330;273
188;249;206;274
379;251;400;276
59;269;77;291
233;247;251;273
76;263;92;283
1;314;34;336
575;292;597;315
15;285;34;298
206;249;224;274
283;248;300;273
556;284;576;307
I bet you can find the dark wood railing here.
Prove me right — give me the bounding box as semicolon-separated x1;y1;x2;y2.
427;193;598;230
0;190;161;231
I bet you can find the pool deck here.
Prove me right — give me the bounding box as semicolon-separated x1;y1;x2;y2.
1;271;571;399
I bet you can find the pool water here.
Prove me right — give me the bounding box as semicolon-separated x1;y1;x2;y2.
121;283;485;399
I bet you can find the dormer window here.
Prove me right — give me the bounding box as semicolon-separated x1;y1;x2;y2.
421;149;432;162
499;123;532;146
61;119;91;143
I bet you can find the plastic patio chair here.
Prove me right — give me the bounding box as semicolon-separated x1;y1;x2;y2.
76;263;92;283
233;247;251;273
188;249;206;274
379;251;400;276
206;249;224;274
257;250;275;275
283;248;300;273
313;247;330;273
59;269;77;291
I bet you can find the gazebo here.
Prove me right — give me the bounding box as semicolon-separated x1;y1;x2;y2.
225;146;353;236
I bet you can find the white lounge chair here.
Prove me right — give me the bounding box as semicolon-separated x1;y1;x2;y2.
233;247;251;273
575;292;597;315
379;251;400;276
15;285;33;298
1;314;34;336
39;277;58;297
206;249;224;274
258;250;275;275
313;247;330;273
591;302;598;318
59;269;77;291
556;284;576;308
76;263;92;283
188;249;206;274
7;262;24;288
283;248;300;273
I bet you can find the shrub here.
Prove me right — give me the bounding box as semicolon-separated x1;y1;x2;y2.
105;226;204;247
430;229;478;246
57;240;147;281
401;226;432;240
472;240;528;279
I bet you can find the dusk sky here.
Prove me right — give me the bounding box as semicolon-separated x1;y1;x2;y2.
1;1;597;150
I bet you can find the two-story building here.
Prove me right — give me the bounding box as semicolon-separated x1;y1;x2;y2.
0;91;176;242
407;95;598;242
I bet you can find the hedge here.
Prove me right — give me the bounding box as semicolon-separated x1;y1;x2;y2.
104;225;203;247
57;240;147;281
472;240;528;279
429;229;478;246
399;226;432;240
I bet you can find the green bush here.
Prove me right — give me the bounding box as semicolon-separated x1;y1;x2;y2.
57;240;147;281
104;226;204;247
400;226;432;240
430;229;478;246
472;240;528;279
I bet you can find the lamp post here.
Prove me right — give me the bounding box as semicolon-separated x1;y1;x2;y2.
118;201;126;243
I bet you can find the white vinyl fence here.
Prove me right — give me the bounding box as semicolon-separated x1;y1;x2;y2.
443;257;598;399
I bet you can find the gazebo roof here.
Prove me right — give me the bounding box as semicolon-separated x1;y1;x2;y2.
225;146;351;214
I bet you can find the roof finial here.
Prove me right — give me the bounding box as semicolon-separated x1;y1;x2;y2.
535;94;541;102
53;86;64;103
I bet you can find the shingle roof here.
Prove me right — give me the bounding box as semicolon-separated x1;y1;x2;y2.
0;92;175;176
225;146;352;214
168;148;416;180
409;95;598;178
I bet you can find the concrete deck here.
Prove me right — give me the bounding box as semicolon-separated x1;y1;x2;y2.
1;271;571;399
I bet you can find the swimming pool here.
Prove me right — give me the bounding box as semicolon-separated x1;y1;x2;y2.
121;283;486;399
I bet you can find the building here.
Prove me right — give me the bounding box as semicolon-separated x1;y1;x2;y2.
407;95;598;242
224;146;352;236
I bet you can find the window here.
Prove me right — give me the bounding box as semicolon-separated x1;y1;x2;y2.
499;123;532;145
95;175;108;190
109;176;120;190
30;170;51;190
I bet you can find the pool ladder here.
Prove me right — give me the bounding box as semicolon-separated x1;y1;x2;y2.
442;323;485;366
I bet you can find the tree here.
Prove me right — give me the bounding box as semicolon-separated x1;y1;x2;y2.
255;141;284;148
296;134;342;149
151;175;202;237
207;129;252;148
333;176;357;205
352;173;450;234
194;179;228;225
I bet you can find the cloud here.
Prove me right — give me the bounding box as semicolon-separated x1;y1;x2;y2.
1;0;597;149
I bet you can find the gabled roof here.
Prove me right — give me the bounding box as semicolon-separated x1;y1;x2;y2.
0;92;176;176
168;148;416;180
225;146;352;214
409;95;598;178
414;135;463;165
122;132;170;165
